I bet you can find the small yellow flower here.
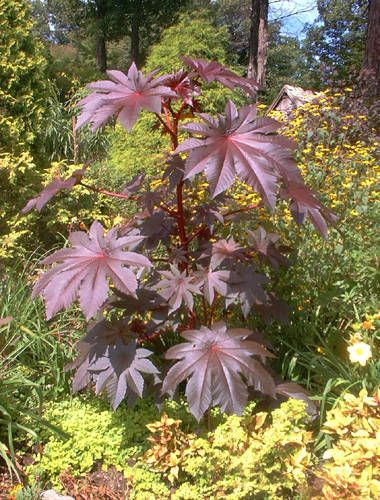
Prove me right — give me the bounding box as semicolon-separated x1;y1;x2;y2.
347;342;372;366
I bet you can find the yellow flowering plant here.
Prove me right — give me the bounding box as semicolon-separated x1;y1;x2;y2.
253;88;379;424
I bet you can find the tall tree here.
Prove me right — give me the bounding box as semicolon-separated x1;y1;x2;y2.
361;0;380;97
119;0;188;66
46;0;85;44
303;0;367;87
217;0;308;90
215;0;250;65
265;22;308;99
247;0;260;79
47;0;119;72
257;0;269;86
93;0;108;72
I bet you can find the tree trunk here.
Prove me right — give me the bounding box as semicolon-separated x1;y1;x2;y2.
361;0;380;98
95;32;107;73
248;0;260;80
95;0;107;73
257;0;269;87
131;20;140;65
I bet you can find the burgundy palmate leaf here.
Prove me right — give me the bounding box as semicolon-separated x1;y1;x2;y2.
67;320;159;409
153;265;201;312
247;227;289;270
162;321;276;421
111;287;171;329
122;173;145;195
75;63;175;132
192;204;224;230
170;247;189;266
283;184;338;238
254;293;290;324
66;318;133;393
32;221;152;320
162;155;186;190
161;70;200;106
112;287;168;315
90;338;159;409
139;190;163;214
195;268;231;305
175;100;297;206
227;264;269;317
211;238;244;269
181;56;259;97
139;211;175;249
21;165;88;213
276;382;318;418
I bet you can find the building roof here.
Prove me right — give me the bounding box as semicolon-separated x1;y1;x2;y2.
267;85;319;115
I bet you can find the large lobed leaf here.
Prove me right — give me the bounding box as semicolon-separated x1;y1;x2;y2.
175;100;335;235
33;221;151;320
67;319;158;409
247;226;289;270
162;321;276;421
75;63;175;132
21;164;89;213
161;70;200;106
175;100;295;206
283;184;338;238
153;265;201;312
226;263;269;317
181;56;259;97
195;267;230;305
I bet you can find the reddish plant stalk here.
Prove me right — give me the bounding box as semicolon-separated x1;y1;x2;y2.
162;102;189;265
79;181;138;200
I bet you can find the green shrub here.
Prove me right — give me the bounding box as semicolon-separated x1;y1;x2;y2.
106;115;170;184
176;399;313;499
0;0;50;260
317;389;380;499
0;0;47;152
123;400;313;499
27;396;193;488
145;12;230;73
28;397;155;486
124;465;170;500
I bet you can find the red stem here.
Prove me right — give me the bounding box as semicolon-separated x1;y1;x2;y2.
161;102;188;260
223;203;258;218
155;113;177;141
79;181;138;200
183;224;207;246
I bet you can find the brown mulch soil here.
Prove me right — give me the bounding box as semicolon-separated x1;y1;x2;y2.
60;467;130;500
0;464;130;500
0;467;18;500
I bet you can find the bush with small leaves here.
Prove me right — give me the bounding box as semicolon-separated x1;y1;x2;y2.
176;399;313;499
27;397;160;487
317;389;380;499
144;413;198;483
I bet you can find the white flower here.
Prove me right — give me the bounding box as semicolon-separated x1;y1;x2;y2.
347;342;372;366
